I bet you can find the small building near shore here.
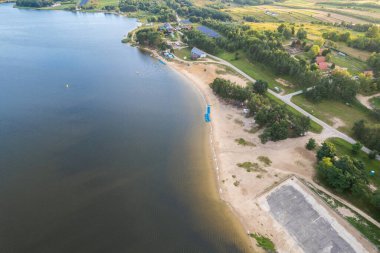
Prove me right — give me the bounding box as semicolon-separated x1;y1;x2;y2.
191;47;207;59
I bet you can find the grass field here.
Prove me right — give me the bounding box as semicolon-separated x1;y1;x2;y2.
330;53;368;75
174;47;191;60
291;95;380;135
216;50;299;93
370;96;380;109
225;5;321;23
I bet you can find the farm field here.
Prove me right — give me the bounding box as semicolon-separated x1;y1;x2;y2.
334;42;372;62
248;22;363;41
276;0;380;23
291;95;380;135
330;53;367;75
224;3;374;24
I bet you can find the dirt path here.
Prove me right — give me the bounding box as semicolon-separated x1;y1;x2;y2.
357;93;380;110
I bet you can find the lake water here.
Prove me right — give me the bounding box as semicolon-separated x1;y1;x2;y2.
0;4;251;252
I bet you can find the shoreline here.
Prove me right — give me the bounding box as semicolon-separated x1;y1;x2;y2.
139;47;257;251
140;46;378;253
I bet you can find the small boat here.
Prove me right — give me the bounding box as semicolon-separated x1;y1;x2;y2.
65;84;70;88
158;59;166;65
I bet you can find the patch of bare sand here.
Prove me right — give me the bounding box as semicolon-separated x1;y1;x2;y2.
331;117;346;129
337;206;356;219
275;78;293;87
161;56;374;252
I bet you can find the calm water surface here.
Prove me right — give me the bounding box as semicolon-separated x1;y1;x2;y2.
0;4;252;252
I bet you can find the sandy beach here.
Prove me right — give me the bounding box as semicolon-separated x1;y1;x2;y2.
144;48;377;252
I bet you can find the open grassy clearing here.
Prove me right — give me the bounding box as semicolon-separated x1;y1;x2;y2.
370;97;380;109
216;50;298;93
330;53;368;75
225;5;321;23
173;47;191;60
334;42;372;62
291;95;380;135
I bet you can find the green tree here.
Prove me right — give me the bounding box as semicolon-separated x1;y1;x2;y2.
352;142;363;155
306;138;317;150
252;80;268;94
366;26;379;38
297;28;307;40
369;150;378;159
317;142;336;160
309;45;320;58
368;53;380;73
292;116;310;136
371;190;380;209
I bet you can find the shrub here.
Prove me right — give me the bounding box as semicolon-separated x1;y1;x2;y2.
306;138;317;150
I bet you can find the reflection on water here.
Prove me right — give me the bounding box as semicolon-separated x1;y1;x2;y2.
0;4;252;252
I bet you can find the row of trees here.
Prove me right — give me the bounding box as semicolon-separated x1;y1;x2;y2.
209;78;311;143
316;141;380;211
322;26;380;53
16;0;53;7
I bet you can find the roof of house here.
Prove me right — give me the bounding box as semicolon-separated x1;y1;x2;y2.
363;70;374;76
316;56;326;64
197;26;220;38
318;62;329;70
191;47;206;56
